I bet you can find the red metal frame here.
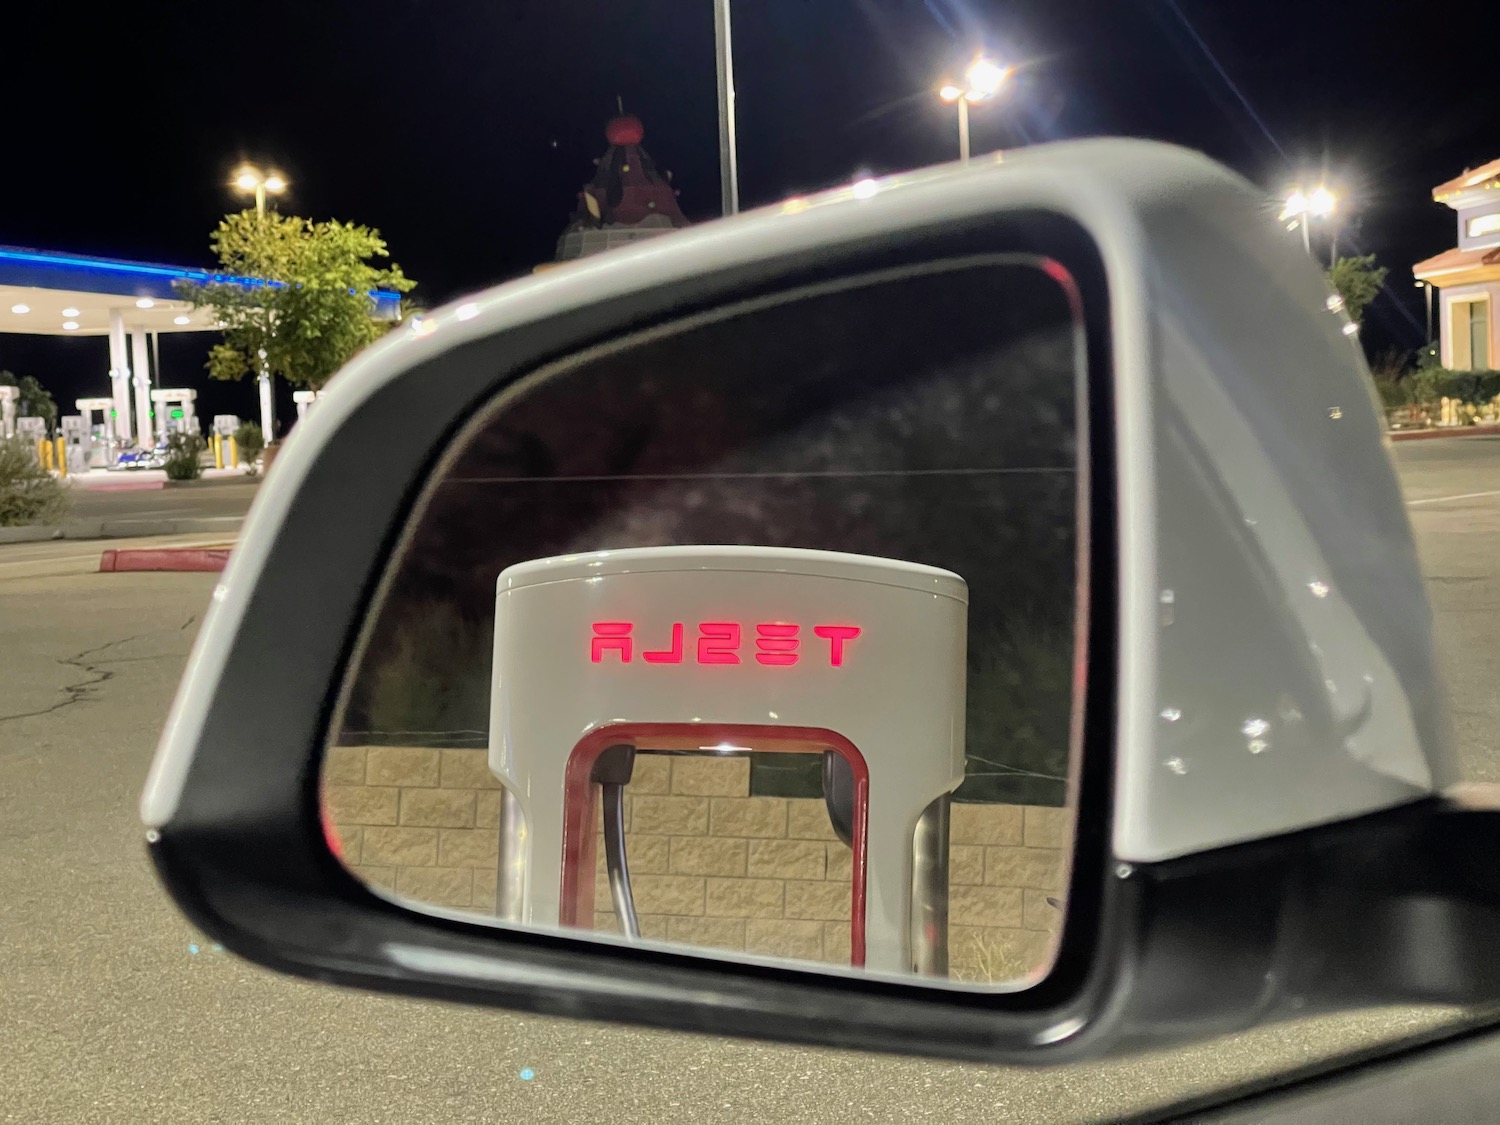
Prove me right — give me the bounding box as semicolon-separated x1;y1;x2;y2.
557;723;871;967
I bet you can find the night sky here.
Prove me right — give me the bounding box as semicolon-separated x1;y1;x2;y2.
1;0;1494;420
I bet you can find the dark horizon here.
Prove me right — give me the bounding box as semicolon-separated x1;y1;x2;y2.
2;0;1494;421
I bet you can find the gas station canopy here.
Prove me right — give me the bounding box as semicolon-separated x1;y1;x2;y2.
2;244;235;337
0;243;403;337
1;243;404;452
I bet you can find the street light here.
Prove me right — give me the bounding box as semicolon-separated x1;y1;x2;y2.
1280;184;1338;259
229;162;288;442
1416;279;1434;345
938;54;1012;165
231;163;288;216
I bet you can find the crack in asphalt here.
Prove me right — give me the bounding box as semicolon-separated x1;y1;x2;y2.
0;614;197;726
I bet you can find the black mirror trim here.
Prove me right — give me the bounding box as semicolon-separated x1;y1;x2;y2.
149;212;1133;1063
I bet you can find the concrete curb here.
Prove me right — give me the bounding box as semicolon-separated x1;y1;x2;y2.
99;547;232;573
72;480;166;493
161;476;257;488
0;516;244;546
1390;425;1500;442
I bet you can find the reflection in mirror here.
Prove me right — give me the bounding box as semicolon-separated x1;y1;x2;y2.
322;255;1087;988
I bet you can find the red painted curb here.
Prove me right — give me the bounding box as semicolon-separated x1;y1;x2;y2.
98;548;231;573
1390;425;1500;442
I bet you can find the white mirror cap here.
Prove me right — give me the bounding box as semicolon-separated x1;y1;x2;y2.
1107;160;1454;863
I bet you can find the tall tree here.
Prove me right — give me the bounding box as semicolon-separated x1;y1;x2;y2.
1327;254;1387;324
176;210;416;391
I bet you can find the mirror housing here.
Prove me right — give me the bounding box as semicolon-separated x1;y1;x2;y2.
142;139;1475;1065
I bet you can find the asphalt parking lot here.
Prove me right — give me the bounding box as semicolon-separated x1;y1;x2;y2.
0;436;1496;1124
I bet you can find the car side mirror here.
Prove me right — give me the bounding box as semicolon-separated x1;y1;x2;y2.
142;139;1483;1066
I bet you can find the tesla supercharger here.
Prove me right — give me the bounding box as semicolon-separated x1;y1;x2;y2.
489;545;969;976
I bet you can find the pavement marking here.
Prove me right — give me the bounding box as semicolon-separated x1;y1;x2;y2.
1407;489;1500;507
0;551;105;570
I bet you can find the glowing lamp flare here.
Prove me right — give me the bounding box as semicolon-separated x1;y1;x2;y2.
231;164;290;194
1281;185;1337;221
965;57;1009;98
937;54;1012;104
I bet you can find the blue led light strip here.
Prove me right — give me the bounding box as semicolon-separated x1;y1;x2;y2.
0;245;402;303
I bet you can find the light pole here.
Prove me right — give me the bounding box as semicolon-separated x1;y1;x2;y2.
231;164;288;217
939;55;1011;164
228;163;288;440
1280;184;1337;259
713;0;738;217
1416;279;1434;345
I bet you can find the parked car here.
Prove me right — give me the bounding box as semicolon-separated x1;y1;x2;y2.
110;441;167;471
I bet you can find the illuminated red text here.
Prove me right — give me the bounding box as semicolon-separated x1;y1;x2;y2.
590;622;861;667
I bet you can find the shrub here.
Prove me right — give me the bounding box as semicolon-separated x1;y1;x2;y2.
0;438;70;526
956;617;1073;806
163;432;207;481
233;421;265;470
354;600;492;744
1390;367;1500;408
1372;377;1413;409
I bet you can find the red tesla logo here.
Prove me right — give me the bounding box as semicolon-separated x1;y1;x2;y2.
590;622;861;667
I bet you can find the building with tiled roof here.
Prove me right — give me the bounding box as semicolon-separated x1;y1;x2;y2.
1414;157;1500;370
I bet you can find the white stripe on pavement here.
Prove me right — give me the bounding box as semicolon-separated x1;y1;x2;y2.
1407;490;1500;507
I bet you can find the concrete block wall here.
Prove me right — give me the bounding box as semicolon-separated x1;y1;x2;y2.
324;745;504;914
325;747;1068;982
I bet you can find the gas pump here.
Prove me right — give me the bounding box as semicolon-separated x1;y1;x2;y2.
151;389;198;440
292;390;324;421
74;398;116;467
16;418;47;463
212;416;240;469
489;545;969;976
0;386;17;440
60;415;91;474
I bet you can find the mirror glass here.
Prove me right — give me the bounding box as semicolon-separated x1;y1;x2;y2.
321;255;1088;988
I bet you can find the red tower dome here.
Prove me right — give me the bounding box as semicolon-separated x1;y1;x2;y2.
553;111;690;262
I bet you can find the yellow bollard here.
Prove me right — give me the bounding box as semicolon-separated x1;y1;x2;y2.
212;433;224;469
229;436;238;468
54;436;66;478
37;438;49;470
